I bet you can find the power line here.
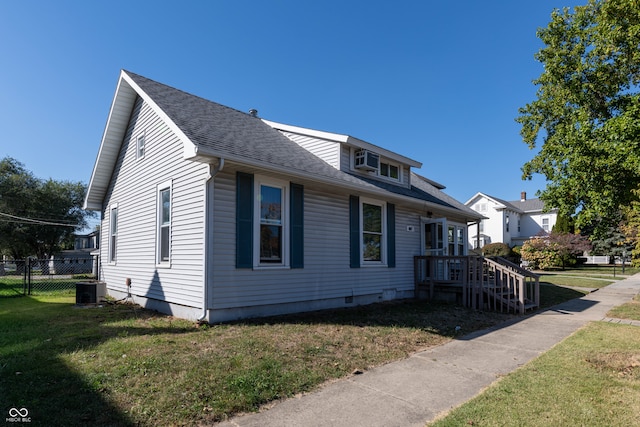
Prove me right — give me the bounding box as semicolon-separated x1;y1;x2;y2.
0;211;79;227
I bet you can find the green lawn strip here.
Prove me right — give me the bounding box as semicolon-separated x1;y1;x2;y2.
608;294;640;321
538;273;615;289
1;295;515;426
430;321;640;427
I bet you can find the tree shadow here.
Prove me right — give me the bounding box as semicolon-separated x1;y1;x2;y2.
0;296;194;426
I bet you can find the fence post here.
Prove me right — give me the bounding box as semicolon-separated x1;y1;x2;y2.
27;258;32;295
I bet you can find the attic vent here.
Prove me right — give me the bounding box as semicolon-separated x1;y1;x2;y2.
249;109;258;117
354;149;379;171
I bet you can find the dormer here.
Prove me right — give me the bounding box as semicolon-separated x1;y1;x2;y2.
262;119;422;188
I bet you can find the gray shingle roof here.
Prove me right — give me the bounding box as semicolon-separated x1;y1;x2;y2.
508;198;547;212
89;71;480;219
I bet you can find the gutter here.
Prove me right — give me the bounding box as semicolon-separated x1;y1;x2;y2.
197;158;225;322
187;146;483;222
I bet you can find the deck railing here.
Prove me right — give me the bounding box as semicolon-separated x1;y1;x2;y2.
414;255;540;314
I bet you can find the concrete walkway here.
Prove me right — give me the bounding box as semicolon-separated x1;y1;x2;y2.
216;275;640;427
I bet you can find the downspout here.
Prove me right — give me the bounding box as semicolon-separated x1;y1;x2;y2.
197;158;225;322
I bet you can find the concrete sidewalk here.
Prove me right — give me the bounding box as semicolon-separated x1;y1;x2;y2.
216;275;640;427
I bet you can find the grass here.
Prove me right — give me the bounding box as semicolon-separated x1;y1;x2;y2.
0;266;630;426
430;321;640;426
608;294;640;321
429;269;640;427
1;295;515;426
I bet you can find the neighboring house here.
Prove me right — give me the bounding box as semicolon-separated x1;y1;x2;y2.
74;230;99;250
49;230;100;275
83;70;483;322
465;191;558;249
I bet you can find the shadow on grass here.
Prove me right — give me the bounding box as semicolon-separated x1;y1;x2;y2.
0;296;194;426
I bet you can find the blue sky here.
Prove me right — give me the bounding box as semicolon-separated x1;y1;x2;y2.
0;1;584;212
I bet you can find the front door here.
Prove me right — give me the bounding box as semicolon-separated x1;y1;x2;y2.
422;218;445;256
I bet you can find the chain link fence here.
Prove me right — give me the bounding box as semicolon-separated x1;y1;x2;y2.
0;256;99;297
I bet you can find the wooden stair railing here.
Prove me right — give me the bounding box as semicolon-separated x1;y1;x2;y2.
414;255;540;314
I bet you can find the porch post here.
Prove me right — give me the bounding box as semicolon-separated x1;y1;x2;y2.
476;221;480;250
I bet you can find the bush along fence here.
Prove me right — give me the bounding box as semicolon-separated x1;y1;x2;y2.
0;256;99;296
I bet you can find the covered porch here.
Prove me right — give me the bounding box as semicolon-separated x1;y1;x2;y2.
413;255;540;314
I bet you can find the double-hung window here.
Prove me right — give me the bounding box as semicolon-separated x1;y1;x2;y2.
542;217;549;232
236;172;304;269
109;204;118;263
361;201;385;263
255;178;288;266
157;181;172;265
349;196;395;268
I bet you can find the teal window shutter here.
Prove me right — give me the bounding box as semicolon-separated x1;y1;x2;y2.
236;172;254;268
349;195;360;268
387;203;396;268
290;183;304;268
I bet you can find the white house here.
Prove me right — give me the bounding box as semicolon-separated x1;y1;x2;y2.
465;192;558;249
84;70;484;323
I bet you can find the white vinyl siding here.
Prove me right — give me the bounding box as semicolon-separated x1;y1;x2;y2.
99;97;207;308
209;166;423;311
280;131;341;169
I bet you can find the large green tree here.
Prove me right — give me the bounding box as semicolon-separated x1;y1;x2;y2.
517;0;640;238
0;157;93;259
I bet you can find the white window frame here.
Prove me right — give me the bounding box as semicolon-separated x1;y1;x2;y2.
542;217;549;232
136;133;145;160
378;160;401;181
108;203;118;264
253;176;289;268
360;197;387;266
156;180;172;267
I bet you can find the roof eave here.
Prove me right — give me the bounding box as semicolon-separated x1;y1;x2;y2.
187;147;480;220
83;70;199;210
263;119;422;168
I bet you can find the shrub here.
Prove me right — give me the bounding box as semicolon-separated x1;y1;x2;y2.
481;243;512;258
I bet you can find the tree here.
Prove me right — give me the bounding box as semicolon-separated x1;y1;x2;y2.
552;214;575;234
0;157;93;259
517;0;640;238
521;232;592;270
583;210;631;262
621;189;640;266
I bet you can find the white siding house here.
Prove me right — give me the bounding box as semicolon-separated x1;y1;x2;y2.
465;192;558;249
84;70;483;322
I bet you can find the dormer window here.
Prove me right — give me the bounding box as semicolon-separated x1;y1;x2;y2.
380;162;399;180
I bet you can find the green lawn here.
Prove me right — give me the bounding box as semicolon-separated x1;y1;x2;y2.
430;271;640;427
0;270;632;426
429;322;640;427
1;294;513;426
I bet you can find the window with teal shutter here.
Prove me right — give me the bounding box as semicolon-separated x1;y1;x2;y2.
236;172;253;268
387;203;395;268
349;195;360;268
290;183;304;268
237;173;304;268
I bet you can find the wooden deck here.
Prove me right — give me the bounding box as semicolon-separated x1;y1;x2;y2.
414;255;540;314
